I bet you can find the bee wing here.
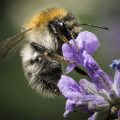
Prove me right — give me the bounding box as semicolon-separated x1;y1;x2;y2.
0;28;33;62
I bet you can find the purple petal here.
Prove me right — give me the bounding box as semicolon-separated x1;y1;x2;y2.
66;63;76;73
99;89;112;102
75;95;103;107
62;42;75;62
63;99;75;117
83;50;99;71
88;97;110;112
57;75;84;99
83;51;113;92
76;31;100;54
114;70;120;98
88;112;109;120
79;79;98;95
99;88;118;104
109;90;118;103
62;41;83;69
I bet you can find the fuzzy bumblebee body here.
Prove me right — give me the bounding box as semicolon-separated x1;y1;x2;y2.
0;7;81;97
21;7;81;97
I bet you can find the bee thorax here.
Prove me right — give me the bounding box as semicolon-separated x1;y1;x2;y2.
26;27;58;50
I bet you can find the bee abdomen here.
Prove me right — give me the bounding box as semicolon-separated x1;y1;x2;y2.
21;42;62;97
27;68;61;97
22;57;62;97
34;77;60;96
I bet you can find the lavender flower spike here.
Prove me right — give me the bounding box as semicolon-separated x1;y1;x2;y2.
58;75;110;120
58;30;120;119
58;60;120;120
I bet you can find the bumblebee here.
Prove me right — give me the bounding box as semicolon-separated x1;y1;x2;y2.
0;7;96;97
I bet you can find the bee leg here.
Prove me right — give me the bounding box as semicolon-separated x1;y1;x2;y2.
53;54;89;77
50;53;89;77
54;55;89;77
52;54;67;62
50;53;76;64
31;42;46;52
31;42;65;62
31;42;88;77
58;34;70;44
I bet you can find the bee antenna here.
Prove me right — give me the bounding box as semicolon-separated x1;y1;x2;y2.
79;24;109;30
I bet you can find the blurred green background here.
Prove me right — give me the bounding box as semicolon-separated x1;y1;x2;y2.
0;0;120;120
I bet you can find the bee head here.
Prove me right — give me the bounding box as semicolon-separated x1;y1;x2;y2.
48;19;73;41
23;7;81;53
24;7;80;40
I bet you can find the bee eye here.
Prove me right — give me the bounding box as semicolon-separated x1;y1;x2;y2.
55;20;68;33
48;20;73;40
50;20;73;40
56;21;65;30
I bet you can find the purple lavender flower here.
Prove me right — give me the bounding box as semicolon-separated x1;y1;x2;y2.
58;31;120;120
62;31;100;73
110;59;120;71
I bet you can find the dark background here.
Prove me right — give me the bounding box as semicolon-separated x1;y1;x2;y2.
0;0;120;120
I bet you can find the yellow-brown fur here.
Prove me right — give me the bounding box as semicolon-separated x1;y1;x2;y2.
24;8;68;29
